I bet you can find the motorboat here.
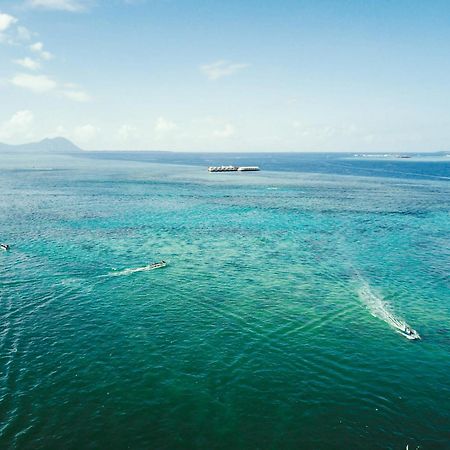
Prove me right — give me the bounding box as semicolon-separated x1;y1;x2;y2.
108;261;167;276
396;325;421;340
148;261;167;269
1;243;10;251
129;261;167;272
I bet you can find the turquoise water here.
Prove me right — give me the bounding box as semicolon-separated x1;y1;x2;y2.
1;153;449;449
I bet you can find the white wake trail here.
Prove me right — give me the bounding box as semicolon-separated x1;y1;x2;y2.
357;280;420;339
109;263;165;276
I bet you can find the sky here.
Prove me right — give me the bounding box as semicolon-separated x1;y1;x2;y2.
1;0;450;152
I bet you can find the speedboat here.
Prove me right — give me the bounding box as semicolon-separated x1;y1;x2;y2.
149;261;167;269
396;325;421;340
1;243;10;251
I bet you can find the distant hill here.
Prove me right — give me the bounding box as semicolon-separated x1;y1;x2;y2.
0;137;82;153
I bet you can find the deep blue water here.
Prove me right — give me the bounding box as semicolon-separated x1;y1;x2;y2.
80;151;450;181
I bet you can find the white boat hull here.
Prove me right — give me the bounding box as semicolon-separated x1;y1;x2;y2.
395;328;421;340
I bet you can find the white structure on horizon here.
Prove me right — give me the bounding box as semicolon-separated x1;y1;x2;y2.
208;165;260;172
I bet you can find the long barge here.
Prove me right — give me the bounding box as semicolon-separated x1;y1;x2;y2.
208;165;260;172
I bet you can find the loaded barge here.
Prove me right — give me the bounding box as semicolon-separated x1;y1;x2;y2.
208;165;260;172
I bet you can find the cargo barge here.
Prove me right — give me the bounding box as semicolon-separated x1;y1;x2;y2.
208;166;260;172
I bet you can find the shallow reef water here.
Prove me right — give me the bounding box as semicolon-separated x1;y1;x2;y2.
1;152;449;449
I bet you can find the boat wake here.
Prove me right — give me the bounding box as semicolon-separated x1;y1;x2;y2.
108;262;166;276
357;281;420;340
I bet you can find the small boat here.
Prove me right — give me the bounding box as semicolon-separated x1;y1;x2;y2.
1;243;10;251
108;261;167;276
110;261;167;276
129;261;167;272
149;260;167;269
396;325;421;340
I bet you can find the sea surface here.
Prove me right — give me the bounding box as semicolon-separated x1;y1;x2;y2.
0;151;449;449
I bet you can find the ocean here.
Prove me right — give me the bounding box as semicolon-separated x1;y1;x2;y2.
1;151;449;449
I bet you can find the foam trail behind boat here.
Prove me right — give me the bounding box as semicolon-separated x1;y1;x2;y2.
109;265;159;276
357;280;414;335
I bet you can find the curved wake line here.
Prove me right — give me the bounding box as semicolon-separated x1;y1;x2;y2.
357;281;419;338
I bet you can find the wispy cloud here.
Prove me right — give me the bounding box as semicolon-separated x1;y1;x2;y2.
212;123;235;138
0;12;17;32
17;26;32;41
30;42;53;60
0;11;18;43
10;73;57;93
10;73;91;102
193;117;237;140
155;117;177;133
0;110;34;141
14;57;41;70
118;124;138;141
292;121;361;141
61;89;91;102
73;124;98;144
26;0;88;12
1;7;91;109
200;60;250;80
0;13;33;45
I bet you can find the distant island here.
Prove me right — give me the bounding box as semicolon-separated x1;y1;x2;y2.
0;137;82;154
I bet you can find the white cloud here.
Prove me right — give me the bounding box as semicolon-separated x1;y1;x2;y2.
62;89;91;102
0;110;34;141
155;117;177;133
74;124;98;143
14;57;41;70
0;12;17;32
1;12;90;105
30;41;44;52
200;60;250;80
17;26;32;41
0;16;33;46
192;117;236;141
10;73;91;102
10;73;57;93
30;41;53;60
118;124;138;141
213;123;235;138
292;120;362;138
292;121;362;142
48;125;67;137
27;0;87;12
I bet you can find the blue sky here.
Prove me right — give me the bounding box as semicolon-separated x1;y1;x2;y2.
1;0;450;151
